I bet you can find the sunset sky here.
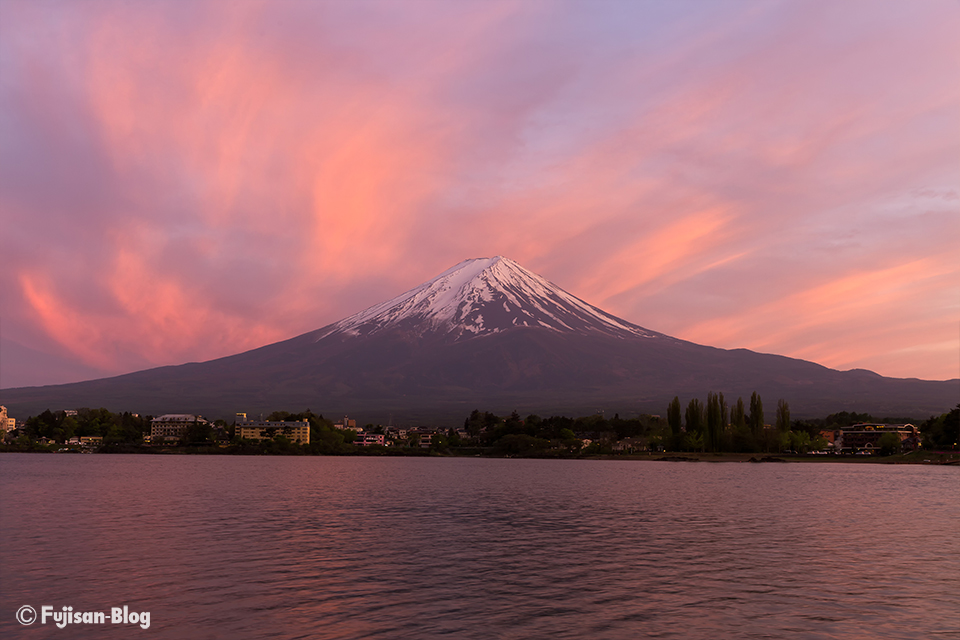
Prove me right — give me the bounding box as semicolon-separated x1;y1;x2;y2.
1;0;958;389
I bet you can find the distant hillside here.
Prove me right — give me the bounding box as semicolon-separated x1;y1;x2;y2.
3;257;956;423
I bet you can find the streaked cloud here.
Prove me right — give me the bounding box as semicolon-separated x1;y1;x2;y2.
1;0;957;388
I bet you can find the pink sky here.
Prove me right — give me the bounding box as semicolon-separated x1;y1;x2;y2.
1;0;958;388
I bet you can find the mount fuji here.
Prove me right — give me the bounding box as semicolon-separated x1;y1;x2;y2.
2;257;956;422
319;256;660;341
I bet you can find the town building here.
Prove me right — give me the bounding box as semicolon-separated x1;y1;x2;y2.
612;437;647;453
355;433;386;446
236;416;310;444
0;406;15;433
150;414;208;440
333;417;359;431
406;427;438;448
836;423;919;452
385;426;408;439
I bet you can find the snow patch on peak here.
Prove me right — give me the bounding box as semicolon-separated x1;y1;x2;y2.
323;256;657;341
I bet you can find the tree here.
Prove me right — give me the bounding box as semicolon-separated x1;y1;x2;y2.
447;428;462;447
706;392;721;452
788;430;811;454
877;432;902;456
683;430;704;452
430;433;450;452
749;392;764;438
181;421;213;446
921;405;960;450
776;399;791;432
668;397;682;436
464;410;499;437
731;397;747;430
685;398;704;436
719;393;728;433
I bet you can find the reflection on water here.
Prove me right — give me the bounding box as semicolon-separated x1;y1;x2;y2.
1;454;958;638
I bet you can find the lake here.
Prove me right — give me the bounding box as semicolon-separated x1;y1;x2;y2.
1;454;958;639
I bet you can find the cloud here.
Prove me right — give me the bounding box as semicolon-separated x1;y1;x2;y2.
1;0;957;389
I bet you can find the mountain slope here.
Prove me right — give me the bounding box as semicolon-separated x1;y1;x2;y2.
317;256;658;340
2;257;956;422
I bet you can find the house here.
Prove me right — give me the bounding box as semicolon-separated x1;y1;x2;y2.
355;433;385;447
407;427;438;448
819;430;839;445
385;426;408;439
901;435;922;452
612;437;647;453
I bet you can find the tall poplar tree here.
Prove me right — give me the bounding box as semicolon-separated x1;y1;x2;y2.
776;399;791;432
719;393;728;433
706;392;721;452
749;391;764;437
732;397;746;429
667;397;682;436
685;398;704;434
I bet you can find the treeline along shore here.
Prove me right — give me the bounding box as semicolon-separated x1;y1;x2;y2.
3;393;958;463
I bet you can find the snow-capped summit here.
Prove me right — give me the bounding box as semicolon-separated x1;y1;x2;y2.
322;256;658;341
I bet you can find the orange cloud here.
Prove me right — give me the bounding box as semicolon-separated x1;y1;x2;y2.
2;0;957;386
574;207;739;305
680;255;959;379
18;243;290;373
19;273;116;371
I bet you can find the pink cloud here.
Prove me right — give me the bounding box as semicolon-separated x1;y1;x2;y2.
1;0;957;388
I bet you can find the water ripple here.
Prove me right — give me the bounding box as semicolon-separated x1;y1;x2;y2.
1;455;958;639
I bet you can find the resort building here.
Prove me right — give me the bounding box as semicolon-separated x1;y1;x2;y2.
236;416;311;444
150;414;209;440
836;423;919;452
0;406;14;433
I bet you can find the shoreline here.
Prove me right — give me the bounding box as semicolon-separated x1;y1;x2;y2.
593;451;960;465
2;447;958;465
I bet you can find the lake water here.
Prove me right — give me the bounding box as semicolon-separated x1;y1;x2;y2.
1;454;958;639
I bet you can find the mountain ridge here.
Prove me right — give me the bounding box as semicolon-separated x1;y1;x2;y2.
1;257;956;423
